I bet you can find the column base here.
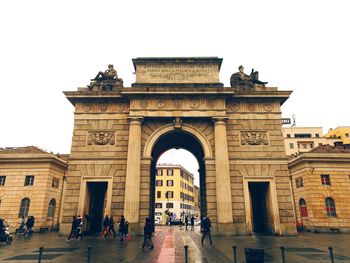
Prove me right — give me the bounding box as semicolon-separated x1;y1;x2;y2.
59;223;71;236
279;222;297;236
212;223;247;236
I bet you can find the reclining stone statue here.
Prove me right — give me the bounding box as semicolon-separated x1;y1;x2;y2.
230;65;267;89
88;64;123;91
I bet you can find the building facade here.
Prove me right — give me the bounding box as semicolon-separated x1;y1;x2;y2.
0;147;67;232
154;164;196;224
325;126;350;145
289;145;350;233
282;127;337;156
60;57;296;236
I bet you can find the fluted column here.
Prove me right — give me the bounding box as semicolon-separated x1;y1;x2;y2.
124;117;143;223
213;117;233;223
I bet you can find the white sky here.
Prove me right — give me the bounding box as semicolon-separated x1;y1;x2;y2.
1;1;350;180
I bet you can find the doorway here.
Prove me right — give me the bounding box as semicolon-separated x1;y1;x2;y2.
249;182;270;234
85;182;107;233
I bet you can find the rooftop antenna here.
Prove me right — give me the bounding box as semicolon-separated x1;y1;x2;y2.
291;114;296;127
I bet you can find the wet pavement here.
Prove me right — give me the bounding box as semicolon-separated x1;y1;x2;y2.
1;226;350;262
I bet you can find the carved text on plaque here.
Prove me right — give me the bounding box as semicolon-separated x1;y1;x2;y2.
241;131;269;145
136;64;219;83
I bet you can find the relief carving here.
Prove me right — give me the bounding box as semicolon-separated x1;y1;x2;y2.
116;103;126;112
99;104;108;112
230;104;240;112
83;104;92;112
264;103;273;112
241;131;269;145
87;131;115;145
157;100;166;109
247;104;256;112
173;99;183;109
140;100;148;109
207;99;216;109
190;98;200;109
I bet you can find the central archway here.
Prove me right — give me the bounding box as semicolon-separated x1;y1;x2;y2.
147;127;210;227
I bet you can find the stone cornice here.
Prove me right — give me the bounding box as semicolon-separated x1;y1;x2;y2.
288;152;350;168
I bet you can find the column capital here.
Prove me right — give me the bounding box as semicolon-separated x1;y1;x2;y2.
212;116;229;124
127;116;143;124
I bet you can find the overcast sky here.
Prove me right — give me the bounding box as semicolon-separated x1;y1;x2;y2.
1;1;349;183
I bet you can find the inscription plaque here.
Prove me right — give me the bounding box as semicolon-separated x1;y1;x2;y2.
136;64;220;83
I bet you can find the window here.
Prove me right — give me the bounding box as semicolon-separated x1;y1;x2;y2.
325;197;336;217
166;203;173;208
289;143;294;149
167;180;174;186
321;174;331;186
24;175;35;186
165;191;174;198
157;169;163;176
345;133;349;138
315;134;320;138
157;191;161;198
156;180;163;186
287;134;291;138
303;144;307;149
47;199;56;218
299;198;308;217
0;176;6;186
51;177;59;188
319;143;323;146
295;177;304;188
295;133;312;138
167;169;173;176
155;203;162;208
19;198;30;218
310;143;314;148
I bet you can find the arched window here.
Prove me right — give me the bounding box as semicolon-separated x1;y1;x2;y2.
19;198;30;218
325;197;336;217
299;198;308;217
47;199;56;218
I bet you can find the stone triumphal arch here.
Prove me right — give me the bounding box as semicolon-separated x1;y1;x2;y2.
61;57;296;235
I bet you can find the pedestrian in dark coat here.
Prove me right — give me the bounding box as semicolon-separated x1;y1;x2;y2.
67;216;77;241
141;217;154;249
100;215;110;238
201;216;213;246
190;216;195;231
185;215;189;230
108;216;116;238
119;215;125;241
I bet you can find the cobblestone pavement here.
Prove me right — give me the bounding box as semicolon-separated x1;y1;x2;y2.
1;226;350;262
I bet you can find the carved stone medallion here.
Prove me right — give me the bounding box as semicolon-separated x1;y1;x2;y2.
157;100;166;109
241;131;269;145
87;131;115;145
140;100;148;109
190;98;200;109
173;99;183;109
230;104;240;112
247;104;256;112
207;99;216;109
100;104;108;112
83;104;92;112
264;104;273;112
116;103;126;113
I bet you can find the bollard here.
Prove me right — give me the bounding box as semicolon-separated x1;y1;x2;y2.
328;247;334;263
38;247;44;263
232;246;238;263
184;245;189;263
280;246;286;263
87;245;92;263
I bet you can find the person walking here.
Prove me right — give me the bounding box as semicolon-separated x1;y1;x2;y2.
119;215;125;241
190;216;195;231
185;215;189;231
124;221;129;240
23;216;35;236
201;216;213;246
141;217;154;250
67;216;78;241
108;216;116;238
76;215;83;240
100;215;110;238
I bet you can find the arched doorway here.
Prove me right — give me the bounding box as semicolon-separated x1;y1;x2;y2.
148;129;208;227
